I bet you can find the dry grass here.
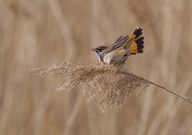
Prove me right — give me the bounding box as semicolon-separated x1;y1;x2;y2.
1;0;192;135
33;62;150;111
33;62;192;112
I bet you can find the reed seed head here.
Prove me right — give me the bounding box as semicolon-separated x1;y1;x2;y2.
33;62;150;111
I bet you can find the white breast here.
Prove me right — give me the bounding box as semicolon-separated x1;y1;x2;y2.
103;53;113;64
103;49;128;65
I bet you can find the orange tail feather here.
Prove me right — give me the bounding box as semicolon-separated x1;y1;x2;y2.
130;37;144;55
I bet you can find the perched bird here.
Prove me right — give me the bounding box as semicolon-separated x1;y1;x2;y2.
91;27;144;67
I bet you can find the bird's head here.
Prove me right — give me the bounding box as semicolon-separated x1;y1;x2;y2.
91;46;108;61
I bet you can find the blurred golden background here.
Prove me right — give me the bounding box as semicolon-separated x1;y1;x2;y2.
1;0;192;135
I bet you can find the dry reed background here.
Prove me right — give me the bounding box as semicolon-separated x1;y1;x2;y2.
1;0;192;135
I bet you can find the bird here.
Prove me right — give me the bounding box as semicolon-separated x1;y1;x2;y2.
91;27;144;67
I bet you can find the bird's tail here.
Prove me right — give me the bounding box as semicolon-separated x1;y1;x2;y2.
130;36;144;55
128;27;143;42
122;27;143;49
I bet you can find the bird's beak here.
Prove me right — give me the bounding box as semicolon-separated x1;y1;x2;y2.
91;48;96;51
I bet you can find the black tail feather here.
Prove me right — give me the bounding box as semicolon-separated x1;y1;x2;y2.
135;36;144;53
133;27;143;39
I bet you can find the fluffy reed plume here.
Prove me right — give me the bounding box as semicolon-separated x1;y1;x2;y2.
33;62;192;111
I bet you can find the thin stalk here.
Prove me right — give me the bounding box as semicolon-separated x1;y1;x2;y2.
146;79;192;104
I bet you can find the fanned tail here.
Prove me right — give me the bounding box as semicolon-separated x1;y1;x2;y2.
123;27;144;49
128;27;143;42
130;36;144;55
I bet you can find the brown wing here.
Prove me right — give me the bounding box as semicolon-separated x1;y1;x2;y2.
102;35;129;54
